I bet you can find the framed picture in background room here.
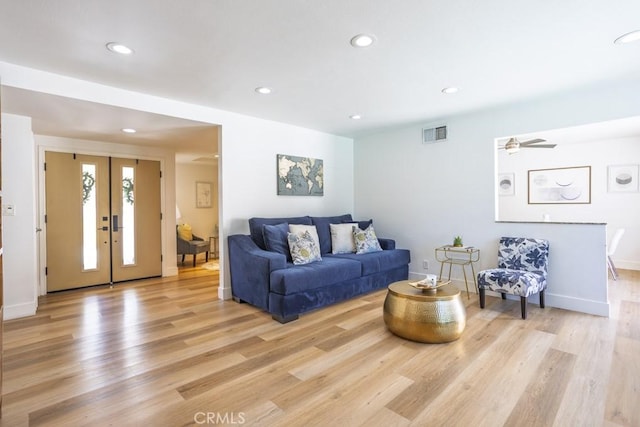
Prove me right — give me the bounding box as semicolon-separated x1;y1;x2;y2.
528;166;591;204
607;164;639;193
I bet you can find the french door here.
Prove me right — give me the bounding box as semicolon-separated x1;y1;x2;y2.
45;152;162;291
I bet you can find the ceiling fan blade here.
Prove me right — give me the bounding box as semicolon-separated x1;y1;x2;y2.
519;138;546;146
523;144;557;148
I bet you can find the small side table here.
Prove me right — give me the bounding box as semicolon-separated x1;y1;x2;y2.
209;235;219;259
435;245;480;299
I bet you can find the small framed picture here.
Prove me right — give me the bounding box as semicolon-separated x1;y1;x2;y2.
195;181;212;208
498;173;515;196
608;164;639;193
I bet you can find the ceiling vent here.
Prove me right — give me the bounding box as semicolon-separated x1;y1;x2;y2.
422;124;448;143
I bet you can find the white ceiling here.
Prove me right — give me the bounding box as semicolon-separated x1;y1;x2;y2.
1;0;640;147
3;87;218;154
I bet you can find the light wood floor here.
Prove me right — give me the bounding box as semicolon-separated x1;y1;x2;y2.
1;266;638;426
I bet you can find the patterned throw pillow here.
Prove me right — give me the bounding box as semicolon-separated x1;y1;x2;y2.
353;225;383;254
289;224;321;251
287;231;322;265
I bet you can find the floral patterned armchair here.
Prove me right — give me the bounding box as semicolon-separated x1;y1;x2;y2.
477;237;549;319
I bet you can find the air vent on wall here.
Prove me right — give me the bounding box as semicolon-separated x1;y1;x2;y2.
422;124;448;143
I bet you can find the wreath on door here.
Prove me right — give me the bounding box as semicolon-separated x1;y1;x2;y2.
82;171;95;205
122;177;134;205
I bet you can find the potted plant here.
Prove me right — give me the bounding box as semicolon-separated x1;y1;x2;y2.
453;236;463;247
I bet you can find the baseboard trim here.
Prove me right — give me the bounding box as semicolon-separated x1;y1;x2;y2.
5;300;37;320
615;260;640;271
165;266;179;277
544;293;609;317
482;289;609;317
410;271;610;318
218;286;232;300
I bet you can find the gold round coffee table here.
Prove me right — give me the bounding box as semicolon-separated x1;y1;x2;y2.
383;280;466;343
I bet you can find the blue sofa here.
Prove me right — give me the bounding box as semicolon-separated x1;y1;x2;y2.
228;214;410;323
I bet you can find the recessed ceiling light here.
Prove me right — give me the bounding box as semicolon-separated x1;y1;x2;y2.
255;87;272;94
350;34;376;48
121;128;137;134
106;42;134;55
614;30;640;44
349;114;362;120
441;87;459;94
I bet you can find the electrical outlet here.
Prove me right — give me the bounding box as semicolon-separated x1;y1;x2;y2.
422;259;429;270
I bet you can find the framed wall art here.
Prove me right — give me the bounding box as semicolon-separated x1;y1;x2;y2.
195;181;212;208
528;166;591;204
498;172;515;196
277;154;324;196
607;164;639;193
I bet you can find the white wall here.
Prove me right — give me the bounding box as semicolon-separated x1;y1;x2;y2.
176;162;218;241
498;135;640;270
221;121;354;235
1;114;38;319
354;75;640;317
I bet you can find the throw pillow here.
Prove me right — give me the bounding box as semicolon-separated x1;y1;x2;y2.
177;224;193;241
287;231;322;265
262;223;290;259
353;225;383;254
289;224;320;250
330;223;357;254
311;214;353;254
344;218;373;230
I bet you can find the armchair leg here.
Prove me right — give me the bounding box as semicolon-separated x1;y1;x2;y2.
520;296;528;319
479;288;485;309
539;290;545;308
206;251;209;262
192;254;197;267
181;254;185;264
501;293;507;300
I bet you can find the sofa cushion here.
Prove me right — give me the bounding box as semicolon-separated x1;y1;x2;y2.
330;223;357;254
270;257;362;294
287;231;322;265
249;216;312;249
326;249;410;276
311;214;353;254
262;223;290;260
353;225;383;254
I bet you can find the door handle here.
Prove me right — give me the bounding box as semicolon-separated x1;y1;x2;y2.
98;226;109;231
112;215;119;232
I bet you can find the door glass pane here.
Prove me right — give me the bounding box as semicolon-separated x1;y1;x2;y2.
82;164;97;270
122;166;136;266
